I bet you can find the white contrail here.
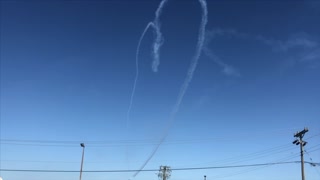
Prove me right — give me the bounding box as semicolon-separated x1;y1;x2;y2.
171;0;207;116
125;22;155;172
126;0;168;127
152;0;169;72
126;22;155;128
126;0;168;176
203;47;240;77
131;0;208;178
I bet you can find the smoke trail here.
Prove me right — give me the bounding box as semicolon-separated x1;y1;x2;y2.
171;0;207;116
126;0;168;174
151;0;169;72
126;22;155;127
203;47;240;77
125;22;155;173
126;0;168;127
131;0;208;178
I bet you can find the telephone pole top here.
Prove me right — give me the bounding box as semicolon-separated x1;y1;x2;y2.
158;166;171;180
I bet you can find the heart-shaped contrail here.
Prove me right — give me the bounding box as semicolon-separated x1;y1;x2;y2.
126;0;208;178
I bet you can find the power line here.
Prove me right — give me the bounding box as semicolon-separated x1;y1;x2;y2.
305;149;320;177
2;129;315;147
0;161;318;173
208;146;320;179
0;146;301;166
208;153;301;179
2;143;318;166
1;143;311;166
205;139;320;179
307;147;320;154
188;144;294;168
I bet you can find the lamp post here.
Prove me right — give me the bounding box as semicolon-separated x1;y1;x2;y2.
80;143;85;180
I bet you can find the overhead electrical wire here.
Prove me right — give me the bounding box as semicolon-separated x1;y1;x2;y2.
1;128;310;145
208;151;300;179
0;143;303;166
1;133;318;176
208;149;319;179
1;132;319;147
201;141;320;179
1;143;318;167
181;137;319;168
0;161;318;173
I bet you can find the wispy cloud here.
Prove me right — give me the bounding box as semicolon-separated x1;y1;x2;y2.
205;28;320;70
258;33;320;68
303;0;320;11
301;49;320;62
256;33;318;52
203;29;241;77
299;49;320;69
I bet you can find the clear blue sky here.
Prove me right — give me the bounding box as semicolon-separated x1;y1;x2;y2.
1;0;320;180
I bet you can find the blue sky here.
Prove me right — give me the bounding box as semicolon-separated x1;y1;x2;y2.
1;0;320;180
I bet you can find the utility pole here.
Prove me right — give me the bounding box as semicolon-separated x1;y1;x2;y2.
158;166;171;180
292;127;308;180
80;143;85;180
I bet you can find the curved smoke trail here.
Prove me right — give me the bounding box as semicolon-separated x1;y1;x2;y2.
152;0;169;72
126;22;155;127
126;0;168;174
126;0;168;127
126;22;155;172
130;0;208;178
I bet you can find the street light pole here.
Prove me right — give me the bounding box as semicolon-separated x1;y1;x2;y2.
80;143;85;180
293;128;308;180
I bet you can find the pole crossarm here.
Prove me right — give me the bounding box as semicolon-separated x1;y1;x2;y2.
294;128;309;138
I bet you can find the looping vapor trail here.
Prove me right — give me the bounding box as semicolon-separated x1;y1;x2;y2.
128;0;208;179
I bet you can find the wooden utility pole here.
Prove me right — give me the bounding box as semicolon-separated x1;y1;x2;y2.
293;128;308;180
